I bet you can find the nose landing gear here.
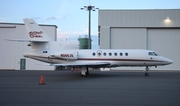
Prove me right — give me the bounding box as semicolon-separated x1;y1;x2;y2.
144;66;149;77
145;72;149;76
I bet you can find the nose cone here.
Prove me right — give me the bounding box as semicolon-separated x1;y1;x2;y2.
167;59;173;65
162;57;173;65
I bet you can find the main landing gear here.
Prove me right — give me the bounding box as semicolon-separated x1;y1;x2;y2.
81;66;89;77
144;66;149;77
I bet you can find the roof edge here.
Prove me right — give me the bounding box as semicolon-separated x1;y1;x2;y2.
99;8;180;11
0;22;58;28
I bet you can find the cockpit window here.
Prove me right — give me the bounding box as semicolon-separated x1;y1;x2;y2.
153;52;158;56
148;52;159;56
148;52;154;56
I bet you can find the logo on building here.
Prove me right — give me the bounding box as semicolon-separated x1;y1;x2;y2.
29;31;43;38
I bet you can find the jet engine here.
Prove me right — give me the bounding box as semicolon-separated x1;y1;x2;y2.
53;51;78;60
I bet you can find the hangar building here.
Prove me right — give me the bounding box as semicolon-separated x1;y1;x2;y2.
98;9;180;70
0;22;57;70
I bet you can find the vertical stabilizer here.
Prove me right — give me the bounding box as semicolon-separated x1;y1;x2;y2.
23;18;52;42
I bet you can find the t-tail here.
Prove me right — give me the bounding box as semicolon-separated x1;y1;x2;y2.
23;18;53;51
23;18;52;42
7;18;79;51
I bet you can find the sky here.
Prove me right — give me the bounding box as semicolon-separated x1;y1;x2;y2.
0;0;180;49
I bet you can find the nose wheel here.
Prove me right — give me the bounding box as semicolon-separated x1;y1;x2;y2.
144;66;149;77
145;73;149;76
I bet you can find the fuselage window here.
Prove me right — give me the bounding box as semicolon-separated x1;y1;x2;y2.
98;52;101;56
92;52;96;56
103;52;106;56
114;52;117;56
125;52;128;56
109;53;112;56
120;53;123;56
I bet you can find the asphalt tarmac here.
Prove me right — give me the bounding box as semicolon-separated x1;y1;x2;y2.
0;70;180;106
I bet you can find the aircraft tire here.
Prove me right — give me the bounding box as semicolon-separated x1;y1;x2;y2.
86;71;89;75
145;73;149;77
81;73;87;77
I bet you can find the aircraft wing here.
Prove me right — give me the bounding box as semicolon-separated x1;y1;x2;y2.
51;62;111;68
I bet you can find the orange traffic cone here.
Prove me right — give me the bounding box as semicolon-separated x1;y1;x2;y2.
39;74;45;85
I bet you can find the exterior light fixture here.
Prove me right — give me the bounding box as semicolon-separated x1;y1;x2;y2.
80;5;99;49
165;17;171;23
163;17;173;26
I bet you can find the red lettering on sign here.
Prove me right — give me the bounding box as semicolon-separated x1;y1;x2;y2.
60;54;74;57
29;31;43;38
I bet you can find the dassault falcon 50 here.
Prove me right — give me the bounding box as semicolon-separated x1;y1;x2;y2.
7;18;173;77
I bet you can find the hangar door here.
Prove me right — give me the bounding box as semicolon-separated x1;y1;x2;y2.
110;28;147;49
0;27;16;69
148;29;180;70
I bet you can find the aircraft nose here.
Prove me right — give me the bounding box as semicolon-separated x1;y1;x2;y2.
168;59;173;64
164;58;173;65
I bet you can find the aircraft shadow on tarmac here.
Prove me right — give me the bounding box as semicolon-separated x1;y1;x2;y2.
48;70;153;82
0;70;171;82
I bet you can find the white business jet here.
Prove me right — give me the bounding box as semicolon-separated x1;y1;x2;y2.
8;18;173;77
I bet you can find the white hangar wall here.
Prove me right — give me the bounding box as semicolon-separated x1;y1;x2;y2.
0;22;57;70
98;9;180;70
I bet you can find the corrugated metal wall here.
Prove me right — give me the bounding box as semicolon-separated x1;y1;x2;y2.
147;29;180;70
99;9;180;27
110;28;147;49
0;23;56;70
98;9;180;70
0;27;16;69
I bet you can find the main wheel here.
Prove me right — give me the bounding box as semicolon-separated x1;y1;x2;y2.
145;73;149;77
86;71;89;75
81;73;87;77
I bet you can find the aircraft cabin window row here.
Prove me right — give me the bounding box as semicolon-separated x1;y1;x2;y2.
92;52;129;56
